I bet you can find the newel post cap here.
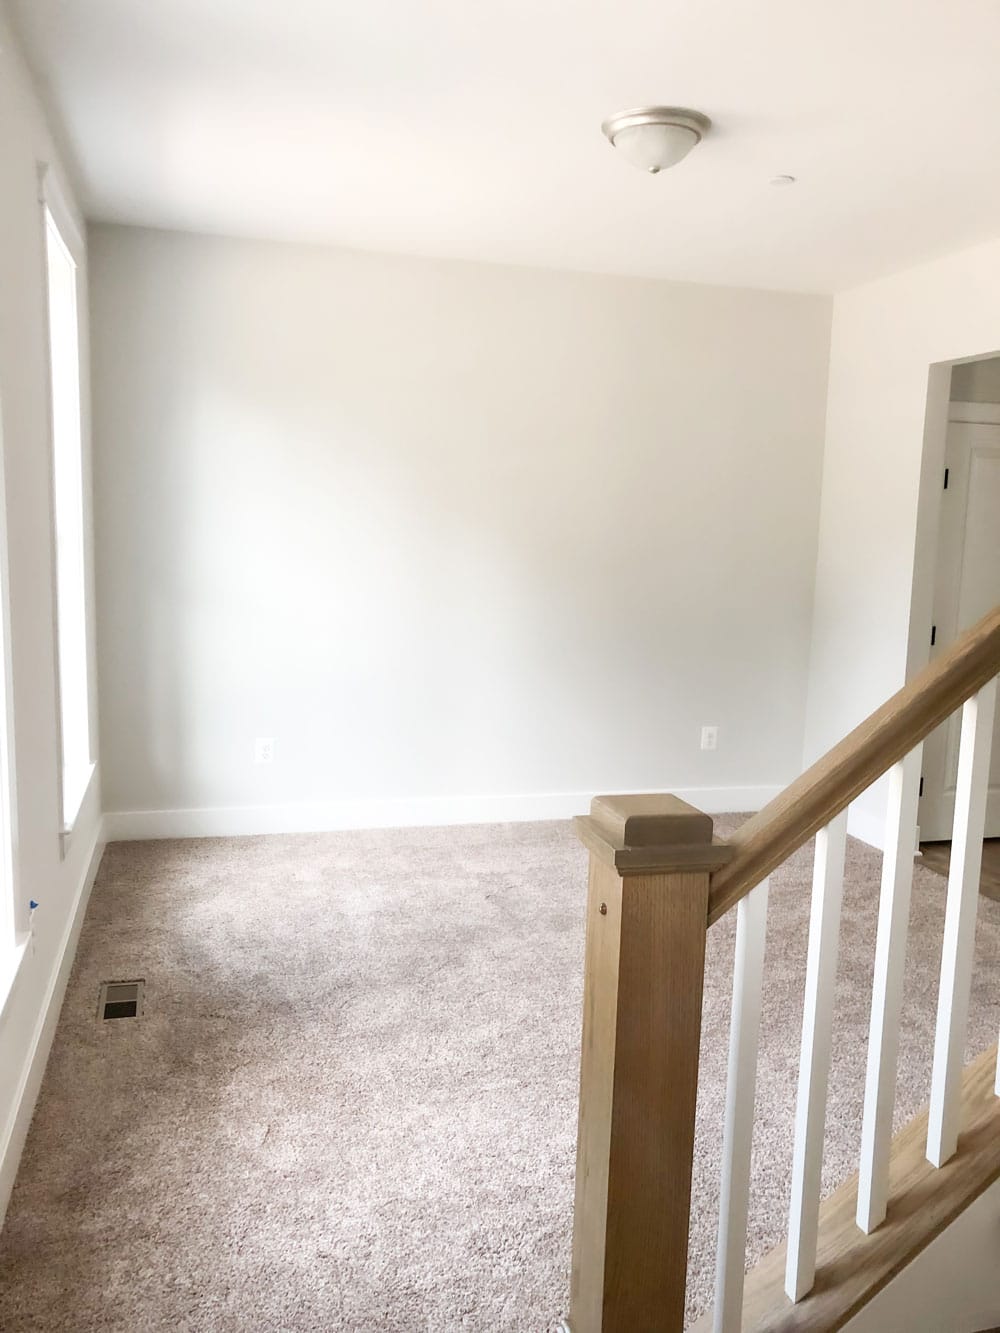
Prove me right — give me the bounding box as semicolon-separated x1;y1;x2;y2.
575;793;734;875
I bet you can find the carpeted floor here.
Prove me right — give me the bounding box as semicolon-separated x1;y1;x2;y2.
0;817;998;1331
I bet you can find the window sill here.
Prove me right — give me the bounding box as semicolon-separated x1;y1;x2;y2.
0;932;30;1026
60;760;97;858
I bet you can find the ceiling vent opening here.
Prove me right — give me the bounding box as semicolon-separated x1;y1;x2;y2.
98;979;144;1021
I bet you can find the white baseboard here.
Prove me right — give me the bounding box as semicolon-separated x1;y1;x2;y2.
0;821;106;1227
103;784;784;841
848;805;887;851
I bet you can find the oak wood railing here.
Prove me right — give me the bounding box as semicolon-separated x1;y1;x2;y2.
710;605;1000;926
565;603;1000;1333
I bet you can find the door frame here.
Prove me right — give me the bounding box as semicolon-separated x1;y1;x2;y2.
948;401;1000;427
918;402;1000;839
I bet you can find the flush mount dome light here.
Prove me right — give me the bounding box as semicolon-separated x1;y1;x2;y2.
601;106;711;173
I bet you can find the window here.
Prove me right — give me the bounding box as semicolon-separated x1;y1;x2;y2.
42;169;94;835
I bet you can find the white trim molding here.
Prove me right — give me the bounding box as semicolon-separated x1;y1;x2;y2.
948;401;1000;425
0;933;29;1026
847;804;888;851
0;822;105;1227
59;759;97;852
38;160;96;855
0;379;20;950
103;785;785;841
36;161;85;260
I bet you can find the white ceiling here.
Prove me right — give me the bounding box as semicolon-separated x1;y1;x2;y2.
11;0;1000;293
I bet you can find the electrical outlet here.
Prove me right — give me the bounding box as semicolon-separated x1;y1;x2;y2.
254;737;275;765
700;725;718;751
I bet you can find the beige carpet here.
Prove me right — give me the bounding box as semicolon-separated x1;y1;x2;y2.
0;817;998;1331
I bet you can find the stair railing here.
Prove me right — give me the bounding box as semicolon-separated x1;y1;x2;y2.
566;602;1000;1333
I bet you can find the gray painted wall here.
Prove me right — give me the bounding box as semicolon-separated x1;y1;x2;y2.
90;224;833;825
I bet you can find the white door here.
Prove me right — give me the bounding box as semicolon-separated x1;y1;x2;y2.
919;414;1000;841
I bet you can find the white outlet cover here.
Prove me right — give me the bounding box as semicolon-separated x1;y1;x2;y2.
254;737;275;764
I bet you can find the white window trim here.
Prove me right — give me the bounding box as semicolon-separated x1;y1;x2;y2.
0;935;29;1025
38;162;85;259
0;396;25;1021
60;762;97;855
38;162;96;850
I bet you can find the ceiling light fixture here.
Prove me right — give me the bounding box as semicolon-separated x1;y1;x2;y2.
601;106;711;174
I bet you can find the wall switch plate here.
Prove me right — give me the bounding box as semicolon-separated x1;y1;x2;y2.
254;737;275;764
700;725;718;751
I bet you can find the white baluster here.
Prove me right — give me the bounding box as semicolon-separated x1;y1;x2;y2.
856;746;922;1234
927;679;998;1166
785;811;849;1301
714;878;769;1333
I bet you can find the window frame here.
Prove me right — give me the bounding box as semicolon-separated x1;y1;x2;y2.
39;163;96;850
0;396;24;1020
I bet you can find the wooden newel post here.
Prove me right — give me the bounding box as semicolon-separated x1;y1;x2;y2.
568;794;733;1333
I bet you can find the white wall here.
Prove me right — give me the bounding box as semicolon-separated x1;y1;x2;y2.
803;237;1000;841
843;1175;1000;1333
0;5;104;1223
90;225;832;835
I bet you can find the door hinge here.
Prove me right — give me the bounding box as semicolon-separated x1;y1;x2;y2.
931;624;937;646
919;776;924;798
943;467;949;490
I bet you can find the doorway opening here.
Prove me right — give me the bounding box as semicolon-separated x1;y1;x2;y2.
917;354;1000;894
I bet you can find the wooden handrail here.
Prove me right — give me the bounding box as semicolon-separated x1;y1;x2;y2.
708;603;1000;927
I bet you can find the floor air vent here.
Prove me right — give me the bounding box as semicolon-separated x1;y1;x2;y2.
98;980;144;1021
